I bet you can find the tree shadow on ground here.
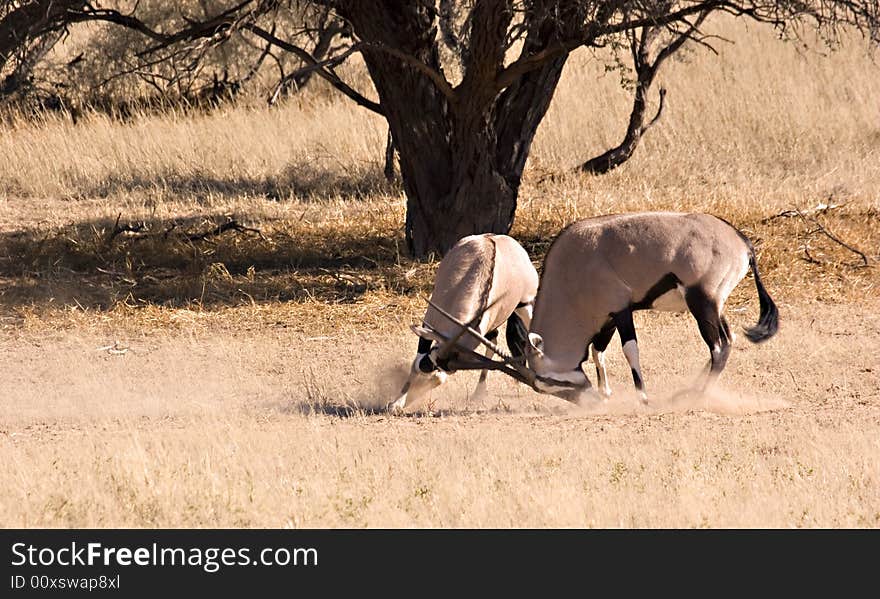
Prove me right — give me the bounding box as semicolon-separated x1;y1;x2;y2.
283;403;389;418
0;211;433;312
87;162;397;202
280;401;519;419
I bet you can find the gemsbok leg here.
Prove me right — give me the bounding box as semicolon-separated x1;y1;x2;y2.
613;308;648;404
589;323;616;398
684;286;732;389
471;329;498;403
505;306;531;359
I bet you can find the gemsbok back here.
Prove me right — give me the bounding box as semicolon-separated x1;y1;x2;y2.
525;212;779;403
413;212;778;407
390;233;538;412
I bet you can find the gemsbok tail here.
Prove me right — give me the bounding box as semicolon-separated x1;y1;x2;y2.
743;253;779;343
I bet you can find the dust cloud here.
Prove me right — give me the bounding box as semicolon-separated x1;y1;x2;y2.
573;385;791;416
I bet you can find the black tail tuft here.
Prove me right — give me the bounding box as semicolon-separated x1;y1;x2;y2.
743;255;779;343
506;312;529;358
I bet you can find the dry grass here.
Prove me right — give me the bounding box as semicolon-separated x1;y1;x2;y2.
1;17;879;528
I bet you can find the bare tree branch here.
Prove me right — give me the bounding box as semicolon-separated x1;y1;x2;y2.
496;1;744;91
244;25;384;115
360;41;456;101
796;209;870;266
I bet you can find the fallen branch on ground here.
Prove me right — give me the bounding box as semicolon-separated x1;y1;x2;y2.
104;216;264;245
185;219;264;242
760;202;869;267
760;201;844;223
792;208;869;268
106;213;147;243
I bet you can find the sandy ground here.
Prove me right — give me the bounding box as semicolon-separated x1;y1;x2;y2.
1;299;877;528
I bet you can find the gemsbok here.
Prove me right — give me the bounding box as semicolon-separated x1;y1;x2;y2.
389;233;539;412
415;212;778;406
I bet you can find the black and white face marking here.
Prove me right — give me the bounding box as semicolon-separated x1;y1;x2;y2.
417;352;435;373
414;336;440;373
390;353;448;412
533;371;591;401
527;332;593;400
417;336;432;352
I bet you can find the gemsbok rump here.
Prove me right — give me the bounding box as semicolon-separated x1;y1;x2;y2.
413;212;779;407
525;212;779;402
389;233;538;412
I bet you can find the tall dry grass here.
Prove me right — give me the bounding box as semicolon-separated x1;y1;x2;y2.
1;16;877;218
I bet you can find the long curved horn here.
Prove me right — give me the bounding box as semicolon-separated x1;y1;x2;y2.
424;298;538;386
415;320;582;392
426;298;511;360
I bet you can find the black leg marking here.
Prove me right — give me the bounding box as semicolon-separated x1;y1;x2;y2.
505;314;528;358
613;308;645;392
612;309;637;345
631;368;644;390
685;287;731;377
590;320;616;353
588;320;616;387
486;329;499;342
417;336;432;355
632;273;682;311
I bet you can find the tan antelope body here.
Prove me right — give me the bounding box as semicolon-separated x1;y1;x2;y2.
526;212;779;402
391;233;538;412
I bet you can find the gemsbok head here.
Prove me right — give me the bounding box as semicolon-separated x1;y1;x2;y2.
390;233;539;412
416;212;779;406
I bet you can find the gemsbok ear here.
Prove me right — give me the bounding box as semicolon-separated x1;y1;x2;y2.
528;333;544;354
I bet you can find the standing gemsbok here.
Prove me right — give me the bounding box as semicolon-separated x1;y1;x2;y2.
524;212;779;403
389;233;538;412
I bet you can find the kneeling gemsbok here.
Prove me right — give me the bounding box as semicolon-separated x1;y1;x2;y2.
525;212;779;403
390;234;539;412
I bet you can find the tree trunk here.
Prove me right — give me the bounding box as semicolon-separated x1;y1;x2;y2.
338;1;569;257
408;109;519;256
383;128;396;182
376;77;520;256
